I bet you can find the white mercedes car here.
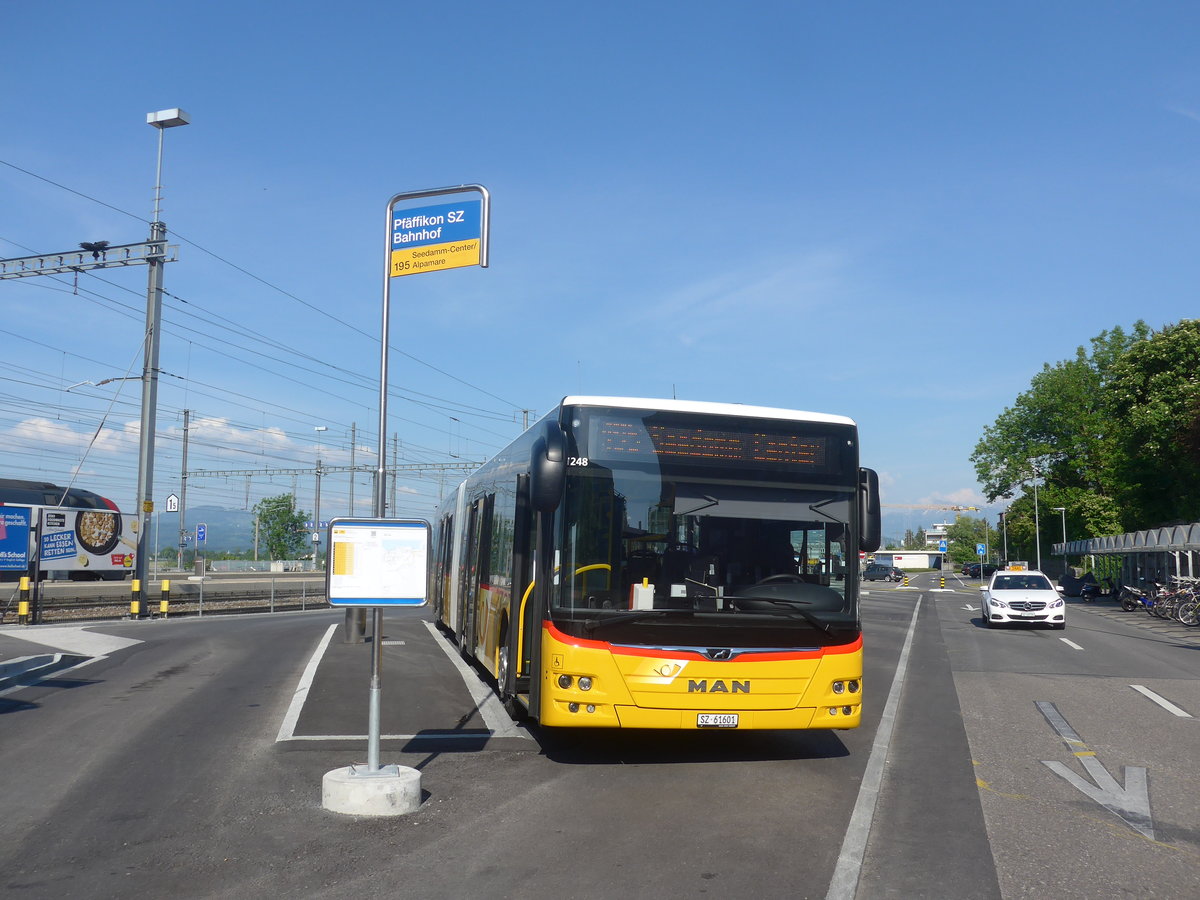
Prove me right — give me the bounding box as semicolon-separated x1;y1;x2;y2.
979;569;1066;629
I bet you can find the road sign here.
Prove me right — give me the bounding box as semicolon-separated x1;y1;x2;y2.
388;186;489;278
976;542;986;556
165;493;179;513
197;523;207;543
938;540;947;552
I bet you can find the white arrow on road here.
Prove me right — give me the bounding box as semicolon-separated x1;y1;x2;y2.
1036;700;1154;839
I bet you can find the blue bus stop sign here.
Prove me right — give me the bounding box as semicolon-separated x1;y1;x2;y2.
976;542;986;557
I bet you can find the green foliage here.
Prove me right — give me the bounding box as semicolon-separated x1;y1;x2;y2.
944;515;997;564
1104;320;1200;525
252;494;309;561
973;319;1200;545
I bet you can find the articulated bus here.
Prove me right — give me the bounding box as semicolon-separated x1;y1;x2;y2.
431;397;881;731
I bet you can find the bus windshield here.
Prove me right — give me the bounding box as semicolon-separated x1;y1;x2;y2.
550;406;860;647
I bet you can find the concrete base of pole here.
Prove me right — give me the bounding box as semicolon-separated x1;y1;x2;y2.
343;607;366;643
322;764;421;816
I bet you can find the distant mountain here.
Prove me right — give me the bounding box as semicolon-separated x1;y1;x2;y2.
150;505;255;553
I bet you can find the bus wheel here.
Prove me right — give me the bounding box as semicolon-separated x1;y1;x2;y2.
497;642;510;696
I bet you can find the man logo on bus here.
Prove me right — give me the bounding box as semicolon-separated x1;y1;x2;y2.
688;680;751;693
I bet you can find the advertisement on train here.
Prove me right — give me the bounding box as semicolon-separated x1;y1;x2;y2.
0;505;135;579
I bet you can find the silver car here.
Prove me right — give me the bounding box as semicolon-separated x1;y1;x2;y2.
980;569;1066;629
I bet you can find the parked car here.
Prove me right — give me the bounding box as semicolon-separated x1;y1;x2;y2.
963;563;998;578
979;569;1066;629
864;564;904;582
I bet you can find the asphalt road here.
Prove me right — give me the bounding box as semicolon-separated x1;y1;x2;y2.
1;574;1197;899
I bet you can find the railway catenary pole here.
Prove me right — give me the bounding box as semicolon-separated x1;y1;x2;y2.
134;109;190;588
178;409;190;569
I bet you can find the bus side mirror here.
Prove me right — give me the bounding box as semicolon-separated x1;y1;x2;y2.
859;467;881;553
530;421;566;513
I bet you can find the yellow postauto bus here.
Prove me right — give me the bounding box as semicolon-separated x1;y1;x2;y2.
431;397;881;730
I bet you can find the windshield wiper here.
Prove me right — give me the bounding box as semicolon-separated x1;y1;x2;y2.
581;609;697;631
721;596;834;633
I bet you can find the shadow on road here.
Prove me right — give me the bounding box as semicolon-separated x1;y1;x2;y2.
536;725;849;765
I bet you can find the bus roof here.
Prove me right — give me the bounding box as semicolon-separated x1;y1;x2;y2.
559;396;857;427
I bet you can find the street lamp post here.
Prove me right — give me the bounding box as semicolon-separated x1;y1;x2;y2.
1000;511;1008;563
1052;506;1067;568
134;109;189;589
1030;459;1042;571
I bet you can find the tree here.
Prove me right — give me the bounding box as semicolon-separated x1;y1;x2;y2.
1104;319;1200;527
944;515;997;565
253;494;308;560
971;323;1147;542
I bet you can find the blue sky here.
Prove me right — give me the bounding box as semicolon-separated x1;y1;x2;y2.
2;2;1197;540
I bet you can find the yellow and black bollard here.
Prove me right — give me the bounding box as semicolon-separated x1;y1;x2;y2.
902;575;910;587
940;575;946;589
130;579;142;619
159;579;171;618
18;576;31;625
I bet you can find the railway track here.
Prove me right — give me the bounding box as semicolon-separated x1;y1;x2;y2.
1;579;329;625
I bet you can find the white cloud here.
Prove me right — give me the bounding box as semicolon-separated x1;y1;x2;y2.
915;487;987;508
1166;105;1200;123
13;417;137;454
626;249;852;346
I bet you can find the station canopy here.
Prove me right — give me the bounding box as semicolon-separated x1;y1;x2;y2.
1056;522;1200;556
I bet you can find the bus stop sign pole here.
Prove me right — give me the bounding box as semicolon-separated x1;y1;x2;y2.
320;185;488;817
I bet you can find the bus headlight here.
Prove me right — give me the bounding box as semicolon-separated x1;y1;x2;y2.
578;676;593;691
558;674;573;689
848;680;860;693
833;681;845;694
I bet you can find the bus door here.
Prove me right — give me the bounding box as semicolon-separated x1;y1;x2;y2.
456;500;479;652
458;494;494;661
433;513;454;625
506;474;534;701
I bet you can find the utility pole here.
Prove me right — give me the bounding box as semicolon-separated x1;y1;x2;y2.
314;425;327;570
0;111;188;586
390;433;398;517
134;108;190;588
313;458;323;571
178;409;190;569
349;422;357;516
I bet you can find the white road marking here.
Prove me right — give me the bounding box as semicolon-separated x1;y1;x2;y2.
1036;700;1154;839
1129;684;1193;718
825;596;923;900
1059;638;1084;650
0;624;141;657
276;622;532;743
275;623;337;742
423;621;529;740
0;625;144;697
